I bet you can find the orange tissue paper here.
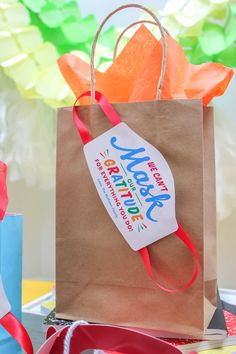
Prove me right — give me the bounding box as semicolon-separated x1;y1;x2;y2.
58;25;233;105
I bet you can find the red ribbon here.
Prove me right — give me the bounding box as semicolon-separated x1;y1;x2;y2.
73;91;122;144
0;312;33;354
139;224;198;292
41;324;182;354
73;91;199;292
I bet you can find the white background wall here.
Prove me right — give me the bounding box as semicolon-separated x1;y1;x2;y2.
6;1;236;289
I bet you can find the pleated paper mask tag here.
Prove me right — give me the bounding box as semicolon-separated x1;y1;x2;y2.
84;122;178;251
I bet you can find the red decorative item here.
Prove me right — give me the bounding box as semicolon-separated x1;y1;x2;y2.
37;324;184;354
0;312;33;354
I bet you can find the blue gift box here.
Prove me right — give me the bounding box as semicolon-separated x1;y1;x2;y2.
0;214;23;354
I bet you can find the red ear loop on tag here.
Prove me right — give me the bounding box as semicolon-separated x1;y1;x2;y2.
139;224;199;293
73;90;122;144
0;312;33;354
73;91;199;292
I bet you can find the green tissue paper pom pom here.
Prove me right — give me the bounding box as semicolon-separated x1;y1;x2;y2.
39;3;64;28
199;21;226;55
48;0;65;6
190;43;212;64
61;18;90;43
224;3;236;45
21;0;46;13
62;1;81;20
216;45;236;66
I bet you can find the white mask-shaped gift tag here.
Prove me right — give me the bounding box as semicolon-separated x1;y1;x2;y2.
73;91;198;291
84;122;178;251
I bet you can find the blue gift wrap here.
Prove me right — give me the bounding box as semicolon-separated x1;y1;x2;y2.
0;214;23;354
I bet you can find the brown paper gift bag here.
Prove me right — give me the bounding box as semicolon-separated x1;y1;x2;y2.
56;4;217;338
